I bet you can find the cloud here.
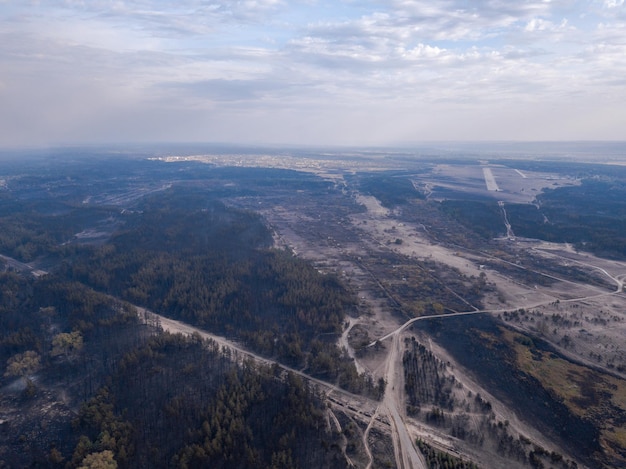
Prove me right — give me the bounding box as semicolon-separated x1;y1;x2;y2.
524;17;569;32
0;0;625;145
158;78;291;103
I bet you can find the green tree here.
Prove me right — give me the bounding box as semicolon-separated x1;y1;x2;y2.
51;330;84;360
48;447;64;465
4;350;41;377
78;450;117;469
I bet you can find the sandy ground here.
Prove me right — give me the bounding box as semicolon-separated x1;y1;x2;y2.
251;172;626;468
131;158;623;468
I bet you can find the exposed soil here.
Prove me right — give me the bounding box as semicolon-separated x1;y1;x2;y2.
231;165;626;468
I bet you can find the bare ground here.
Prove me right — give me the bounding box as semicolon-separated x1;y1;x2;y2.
243;174;626;468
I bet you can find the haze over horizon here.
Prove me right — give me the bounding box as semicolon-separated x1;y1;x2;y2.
1;1;625;147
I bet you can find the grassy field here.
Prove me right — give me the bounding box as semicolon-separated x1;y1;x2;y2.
501;328;626;465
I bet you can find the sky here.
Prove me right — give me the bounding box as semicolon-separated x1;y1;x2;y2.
1;0;625;147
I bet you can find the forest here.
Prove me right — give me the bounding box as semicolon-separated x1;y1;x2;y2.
348;172;425;209
508;179;626;258
417;314;610;468
437;177;626;259
438;200;503;240
0;271;349;467
402;336;578;469
0;158;378;467
57;186;378;395
0;159;377;393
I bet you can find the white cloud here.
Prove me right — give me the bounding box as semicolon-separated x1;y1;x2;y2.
524;17;569;32
0;0;625;145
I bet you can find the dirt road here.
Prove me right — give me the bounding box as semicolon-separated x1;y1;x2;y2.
381;333;427;469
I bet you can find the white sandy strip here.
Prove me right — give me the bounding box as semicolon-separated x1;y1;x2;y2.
483;167;500;191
